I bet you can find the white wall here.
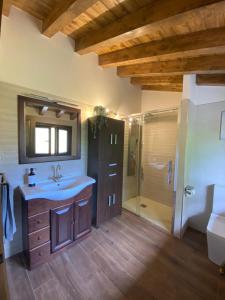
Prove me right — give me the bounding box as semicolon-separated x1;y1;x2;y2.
141;90;182;112
182;75;225;233
0;7;141;115
183;75;225;105
0;7;141;257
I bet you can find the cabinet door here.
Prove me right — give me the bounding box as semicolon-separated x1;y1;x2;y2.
98;118;114;163
51;204;74;253
109;171;123;218
111;119;125;163
74;198;92;239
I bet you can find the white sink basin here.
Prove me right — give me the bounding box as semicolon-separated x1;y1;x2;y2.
41;178;77;192
20;175;95;201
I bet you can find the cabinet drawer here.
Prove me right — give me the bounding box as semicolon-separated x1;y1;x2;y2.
98;162;123;184
28;227;50;250
28;212;49;233
29;242;50;268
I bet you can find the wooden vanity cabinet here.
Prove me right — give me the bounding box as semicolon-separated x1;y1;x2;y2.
22;185;93;269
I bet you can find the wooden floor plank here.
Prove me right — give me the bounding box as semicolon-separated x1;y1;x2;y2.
6;211;225;300
6;254;35;300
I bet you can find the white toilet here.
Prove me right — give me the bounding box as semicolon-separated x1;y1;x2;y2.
207;185;225;266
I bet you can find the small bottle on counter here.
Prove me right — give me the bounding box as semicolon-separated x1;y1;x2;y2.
28;168;36;187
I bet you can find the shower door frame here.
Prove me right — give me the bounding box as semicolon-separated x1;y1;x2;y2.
126;107;179;235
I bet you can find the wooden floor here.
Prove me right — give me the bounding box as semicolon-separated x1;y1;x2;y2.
6;210;225;300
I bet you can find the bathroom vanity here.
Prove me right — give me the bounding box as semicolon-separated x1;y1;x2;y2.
20;176;95;269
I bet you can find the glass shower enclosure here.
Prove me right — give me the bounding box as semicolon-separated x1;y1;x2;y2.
123;108;178;232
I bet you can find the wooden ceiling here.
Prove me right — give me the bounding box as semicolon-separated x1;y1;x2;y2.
2;0;225;92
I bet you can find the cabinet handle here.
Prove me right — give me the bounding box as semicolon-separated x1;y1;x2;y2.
110;134;113;145
109;173;117;177
115;134;117;145
37;236;41;240
0;253;4;264
112;194;116;205
108;163;117;167
108;196;112;207
56;207;70;215
79;200;88;207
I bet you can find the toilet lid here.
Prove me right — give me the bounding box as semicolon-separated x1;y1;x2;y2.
207;213;225;239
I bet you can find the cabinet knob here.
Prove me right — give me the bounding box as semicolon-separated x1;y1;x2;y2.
37;220;41;224
38;252;42;256
37;236;41;240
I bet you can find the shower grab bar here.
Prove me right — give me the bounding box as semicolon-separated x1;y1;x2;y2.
167;160;173;185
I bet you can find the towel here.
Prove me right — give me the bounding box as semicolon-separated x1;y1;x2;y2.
1;183;16;241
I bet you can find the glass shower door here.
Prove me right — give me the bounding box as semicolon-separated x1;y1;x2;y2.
139;111;178;231
122;117;142;215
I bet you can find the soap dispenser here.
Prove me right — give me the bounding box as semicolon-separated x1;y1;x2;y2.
28;168;36;187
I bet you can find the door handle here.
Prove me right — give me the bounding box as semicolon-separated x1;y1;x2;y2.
114;134;118;145
184;185;195;197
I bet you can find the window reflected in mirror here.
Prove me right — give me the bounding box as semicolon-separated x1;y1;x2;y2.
19;95;81;164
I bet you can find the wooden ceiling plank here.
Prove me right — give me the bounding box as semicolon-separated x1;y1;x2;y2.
74;0;224;54
131;75;183;86
141;85;183;92
42;0;100;38
99;26;225;67
2;0;11;17
118;54;225;77
196;74;225;86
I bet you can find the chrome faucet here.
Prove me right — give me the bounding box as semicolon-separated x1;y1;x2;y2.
52;164;63;182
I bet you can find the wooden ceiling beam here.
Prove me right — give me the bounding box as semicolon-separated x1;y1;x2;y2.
196;74;225;86
99;26;225;67
118;54;225;77
75;0;223;54
2;0;11;17
131;75;183;86
141;85;183;92
42;0;100;38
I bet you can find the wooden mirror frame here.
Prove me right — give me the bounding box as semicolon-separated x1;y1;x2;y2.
18;95;81;164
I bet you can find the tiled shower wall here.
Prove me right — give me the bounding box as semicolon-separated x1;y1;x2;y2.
141;113;178;207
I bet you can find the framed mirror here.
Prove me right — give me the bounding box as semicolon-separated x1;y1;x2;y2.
18;95;81;164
